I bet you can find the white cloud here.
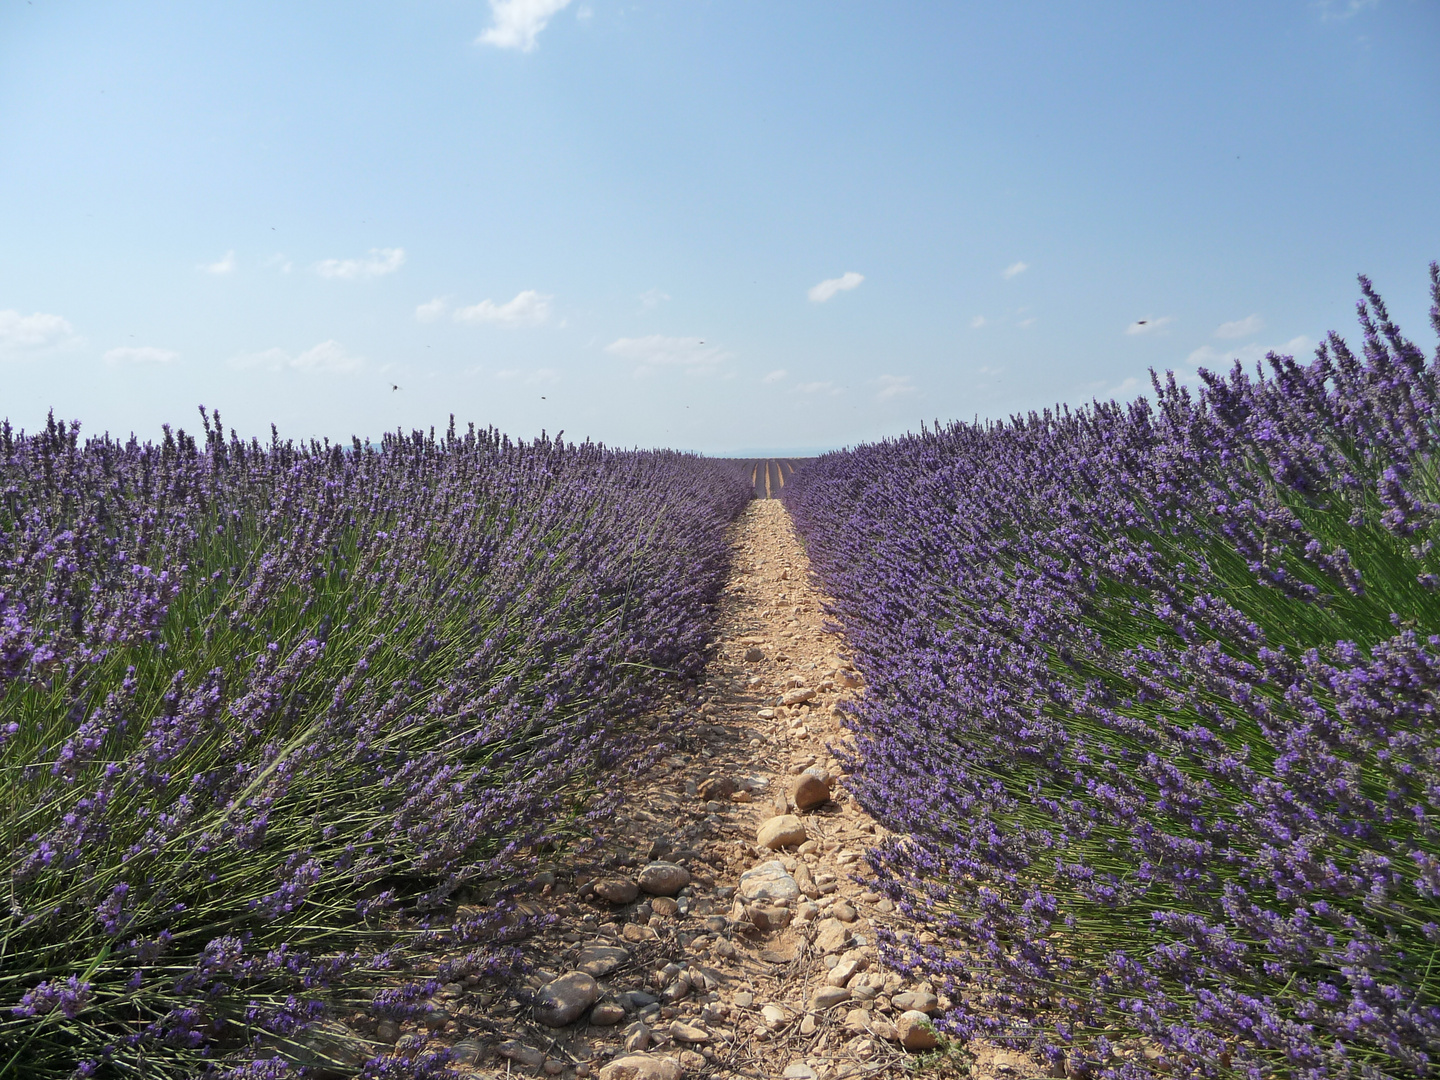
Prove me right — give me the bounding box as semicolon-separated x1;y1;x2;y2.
229;340;364;374
1125;316;1173;336
477;0;573;51
762;369;788;384
1315;0;1377;21
1185;335;1314;372
314;248;406;280
1002;261;1029;279
103;346;178;366
415;297;449;323
604;335;730;375
263;253;293;274
795;381;843;396
808;272;864;303
970;315;986;328
454;289;552;327
1214;313;1264;339
0;310;80;358
876;374;916;400
639;288;670;310
200;251;236;275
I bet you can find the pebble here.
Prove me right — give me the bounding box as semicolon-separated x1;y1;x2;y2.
784;1063;818;1079
651;896;679;916
697;776;737;800
374;1019;399;1043
780;687;816;706
891;991;939;1015
535;972;600;1027
757;708;775;719
792;770;831;811
832;902;857;923
623;1020;651;1052
749;904;792;932
637;862;691;896
799;1013;818;1035
761;1004;789;1029
590;1001;627;1026
738;860;800;902
744;647;765;662
679;1049;708;1071
896;1010;939;1051
498;1040;546;1068
814;918;852;954
450;1040;484;1066
826;959;860;987
545;1059;565;1075
594;877;640;905
756;815;808;849
669;1020;711;1043
576;945;630;978
622;923;658;943
733;991;754;1007
809;985;851;1010
597;1054;682;1080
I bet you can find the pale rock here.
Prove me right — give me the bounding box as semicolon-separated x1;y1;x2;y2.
733;991;754;1008
784;1062;817;1079
623;923;658;943
576;945;630;978
756;815;807;849
637;862;691;896
594;877;640;905
793;861;819;899
678;1050;707;1072
535;971;600;1027
651;896;679;917
697;777;737;800
669;1020;710;1043
827;960;860;987
832;902;857;923
843;1009;873;1034
738;861;800;903
499;1040;546;1068
623;1021;651;1052
780;688;817;706
761;1004;789;1029
597;1054;682;1080
891;991;939;1015
750;904;791;932
590;1001;627;1026
809;985;851;1010
799;1013;818;1035
792;770;831;811
814;918;851;954
896;1010;938;1051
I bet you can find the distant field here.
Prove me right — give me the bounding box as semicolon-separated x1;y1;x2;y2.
717;458;815;499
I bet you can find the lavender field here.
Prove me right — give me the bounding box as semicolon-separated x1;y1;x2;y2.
785;269;1440;1079
0;416;749;1077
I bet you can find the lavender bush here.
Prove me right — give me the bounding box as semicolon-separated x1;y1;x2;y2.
0;414;749;1078
786;266;1440;1079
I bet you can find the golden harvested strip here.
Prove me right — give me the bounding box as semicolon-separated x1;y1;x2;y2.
764;461;773;499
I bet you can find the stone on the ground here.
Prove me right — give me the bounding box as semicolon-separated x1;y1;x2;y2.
598;1054;681;1080
651;896;679;916
832;902;857;923
544;1059;564;1076
749;904;791;932
374;1019;399;1043
792;770;831;811
843;1009;873;1034
814;918;851;953
623;923;658;943
744;647;765;662
896;1010;939;1051
809;985;851;1010
637;862;690;896
498;1040;546;1068
534;972;599;1027
780;687;817;706
826;959;860;987
450;1040;484;1066
594;877;640;904
761;1004;789;1029
738;860;800;902
698;776;737;800
669;1020;710;1043
590;1001;626;1026
576;945;630;978
891;991;939;1015
623;1020;651;1052
756;815;807;849
733;991;753;1007
784;1062;817;1079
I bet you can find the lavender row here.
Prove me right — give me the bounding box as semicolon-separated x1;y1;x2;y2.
785;267;1440;1079
0;413;750;1078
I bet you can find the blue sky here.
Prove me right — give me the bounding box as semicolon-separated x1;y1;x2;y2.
2;1;1437;454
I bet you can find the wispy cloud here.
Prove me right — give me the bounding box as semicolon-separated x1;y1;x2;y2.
477;0;573;51
1002;261;1029;279
808;272;864;303
0;310;81;359
1214;313;1264;339
200;251;236;275
314;248;406;280
454;289;552;328
1185;335;1314;373
103;346;178;366
970;315;987;329
229;340;365;374
1315;0;1378;22
415;297;449;323
876;374;916;400
1125;315;1173;336
263;253;293;274
605;335;729;375
794;380;843;396
762;369;788;384
639;288;670;310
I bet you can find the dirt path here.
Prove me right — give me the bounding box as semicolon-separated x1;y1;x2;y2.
407;500;981;1080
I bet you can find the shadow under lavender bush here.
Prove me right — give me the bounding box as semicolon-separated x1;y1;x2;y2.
0;415;749;1078
786;267;1440;1079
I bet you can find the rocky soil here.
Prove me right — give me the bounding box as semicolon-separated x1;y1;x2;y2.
369;500;1040;1080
